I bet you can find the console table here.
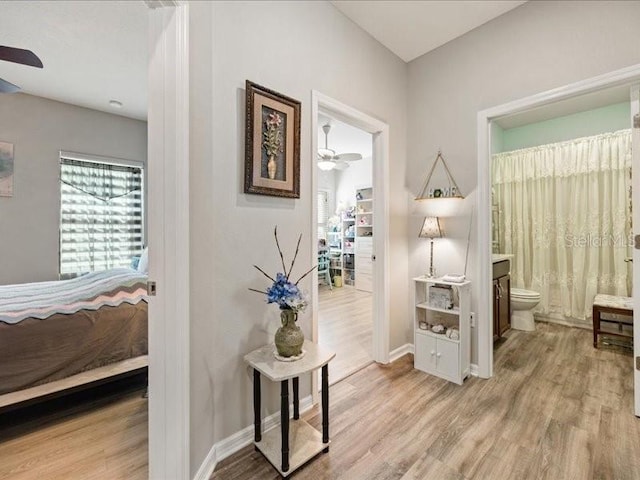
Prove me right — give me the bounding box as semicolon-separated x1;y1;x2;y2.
244;341;335;478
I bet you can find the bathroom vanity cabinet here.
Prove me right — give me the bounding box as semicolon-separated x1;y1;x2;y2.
412;277;471;385
492;260;511;340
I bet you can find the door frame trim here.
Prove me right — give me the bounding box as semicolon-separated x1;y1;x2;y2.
147;2;190;478
477;63;640;379
310;91;390;400
631;83;640;417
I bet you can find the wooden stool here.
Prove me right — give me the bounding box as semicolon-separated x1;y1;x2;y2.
592;294;633;348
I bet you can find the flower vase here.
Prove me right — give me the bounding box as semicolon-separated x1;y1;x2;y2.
267;155;277;180
274;309;304;358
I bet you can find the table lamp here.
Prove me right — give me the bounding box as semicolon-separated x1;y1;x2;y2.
419;216;442;278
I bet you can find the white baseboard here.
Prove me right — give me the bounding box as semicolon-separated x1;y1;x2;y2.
192;442;218;480
534;313;591;330
192;395;314;480
470;363;479;377
389;343;414;363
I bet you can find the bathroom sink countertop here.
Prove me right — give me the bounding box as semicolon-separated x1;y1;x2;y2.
492;254;514;263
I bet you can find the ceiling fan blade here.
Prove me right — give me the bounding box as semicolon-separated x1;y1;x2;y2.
0;77;20;94
0;46;43;68
335;153;362;162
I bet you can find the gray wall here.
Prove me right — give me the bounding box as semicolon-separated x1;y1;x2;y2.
407;0;640;364
0;93;147;285
188;0;640;473
188;1;409;474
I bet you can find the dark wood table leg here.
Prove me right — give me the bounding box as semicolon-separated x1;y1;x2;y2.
281;379;289;473
254;369;261;443
322;364;329;453
293;377;299;420
593;306;599;348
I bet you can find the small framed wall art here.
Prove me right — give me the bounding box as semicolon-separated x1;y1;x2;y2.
0;141;14;197
244;80;301;198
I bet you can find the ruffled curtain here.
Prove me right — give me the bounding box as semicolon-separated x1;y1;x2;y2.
493;129;632;321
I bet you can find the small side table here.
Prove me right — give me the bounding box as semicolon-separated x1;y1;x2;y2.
592;294;634;348
244;341;335;478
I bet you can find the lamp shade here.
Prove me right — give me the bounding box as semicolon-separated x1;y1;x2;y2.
419;217;442;239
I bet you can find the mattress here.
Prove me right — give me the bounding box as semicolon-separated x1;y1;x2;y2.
0;269;148;395
0;268;148;324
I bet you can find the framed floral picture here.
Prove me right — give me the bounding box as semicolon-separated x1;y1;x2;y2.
244;80;301;198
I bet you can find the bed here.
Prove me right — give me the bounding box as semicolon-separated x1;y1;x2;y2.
0;268;148;408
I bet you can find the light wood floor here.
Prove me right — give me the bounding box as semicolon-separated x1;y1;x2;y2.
213;322;640;480
2;324;637;480
318;284;373;384
0;381;147;480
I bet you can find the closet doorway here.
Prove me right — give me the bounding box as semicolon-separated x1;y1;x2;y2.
311;91;390;391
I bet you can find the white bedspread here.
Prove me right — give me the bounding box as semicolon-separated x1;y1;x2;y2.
0;268;148;324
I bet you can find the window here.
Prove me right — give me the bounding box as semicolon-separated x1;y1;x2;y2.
317;190;328;240
59;153;144;278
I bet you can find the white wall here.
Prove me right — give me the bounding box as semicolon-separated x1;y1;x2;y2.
189;1;408;474
318;168;337;223
0;93;147;285
335;156;373;209
407;0;640;364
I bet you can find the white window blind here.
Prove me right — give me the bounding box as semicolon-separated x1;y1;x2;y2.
318;190;328;239
59;156;144;278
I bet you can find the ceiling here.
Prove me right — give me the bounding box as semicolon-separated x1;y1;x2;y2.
0;1;528;122
331;0;526;62
0;0;148;120
318;113;373;159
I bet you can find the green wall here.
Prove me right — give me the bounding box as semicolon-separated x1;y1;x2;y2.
491;122;504;154
500;102;630;153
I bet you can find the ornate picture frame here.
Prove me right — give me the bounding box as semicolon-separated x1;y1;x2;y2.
244;80;301;198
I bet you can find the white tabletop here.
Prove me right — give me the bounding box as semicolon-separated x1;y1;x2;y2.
492;253;514;263
244;340;336;382
413;275;471;287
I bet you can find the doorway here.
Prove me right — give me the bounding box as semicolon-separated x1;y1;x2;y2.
0;2;151;479
316;113;375;383
477;64;640;417
0;3;190;479
310;92;390;396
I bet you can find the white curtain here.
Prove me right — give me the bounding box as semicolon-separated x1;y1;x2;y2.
493;129;632;322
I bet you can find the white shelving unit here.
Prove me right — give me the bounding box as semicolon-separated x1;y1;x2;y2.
355;187;373;292
342;213;356;286
413;276;471;385
326;230;342;280
355;186;373;238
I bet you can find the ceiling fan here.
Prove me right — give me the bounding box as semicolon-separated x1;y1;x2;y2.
0;45;44;94
317;123;362;171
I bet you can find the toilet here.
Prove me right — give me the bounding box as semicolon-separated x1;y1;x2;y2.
510;288;541;331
